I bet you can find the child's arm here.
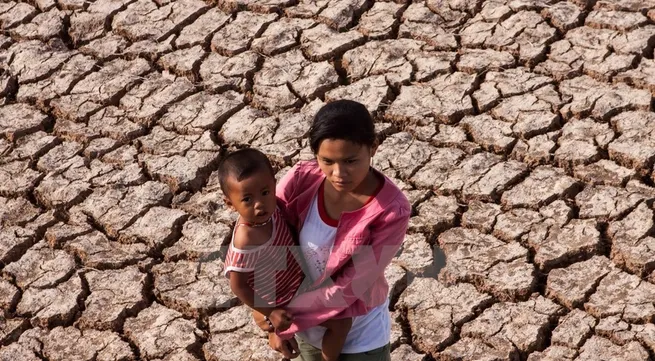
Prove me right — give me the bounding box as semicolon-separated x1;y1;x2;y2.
228;226;293;331
228;272;291;330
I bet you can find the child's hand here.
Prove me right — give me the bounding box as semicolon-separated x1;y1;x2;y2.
268;308;293;331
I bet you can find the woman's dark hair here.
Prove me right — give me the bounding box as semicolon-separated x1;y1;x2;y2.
309;100;376;154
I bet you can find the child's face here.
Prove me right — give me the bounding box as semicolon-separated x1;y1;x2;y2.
223;169;277;224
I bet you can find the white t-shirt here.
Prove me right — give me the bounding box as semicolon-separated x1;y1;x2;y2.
297;193;391;354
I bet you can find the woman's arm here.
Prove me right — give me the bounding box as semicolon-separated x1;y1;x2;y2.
278;204;410;337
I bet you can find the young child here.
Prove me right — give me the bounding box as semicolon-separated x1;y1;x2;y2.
220;148;352;361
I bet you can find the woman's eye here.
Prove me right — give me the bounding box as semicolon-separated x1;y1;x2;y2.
346;159;357;164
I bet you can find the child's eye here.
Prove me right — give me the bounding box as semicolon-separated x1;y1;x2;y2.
346;159;357;164
262;190;270;196
242;197;251;203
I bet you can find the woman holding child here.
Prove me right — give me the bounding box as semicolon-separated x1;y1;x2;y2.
220;100;410;361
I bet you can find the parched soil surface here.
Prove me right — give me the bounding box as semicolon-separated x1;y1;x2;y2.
3;0;655;360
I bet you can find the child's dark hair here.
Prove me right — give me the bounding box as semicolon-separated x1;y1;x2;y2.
218;148;275;195
309;100;376;153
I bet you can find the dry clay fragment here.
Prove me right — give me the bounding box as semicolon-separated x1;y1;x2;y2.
176;8;231;48
41;326;134;361
586;268;655;323
0;196;40;227
210;11;277;56
199;51;259;92
440;336;518;361
398;3;459;50
547;255;616;309
203;305;279;361
159;90;243;135
575;184;647;221
460;10;557;66
608;202;655;277
5;40;72;85
391;344;427;361
119;72;195;125
408;195;459;236
555;118;615;170
0;279;20;314
0;2;37;30
526;345;578;361
218;0;294;13
343;39;455;87
373;132;437;180
0;103;48;141
301;23;364;61
472;68;554;113
252;48;337;112
137;128;221;192
462;201;502;233
124;303;202;359
0;226;35;264
386;72;476;125
64;230;149;269
586;10;647;31
324;75;390;115
541;1;582;31
112;0;208;42
526;218;602;271
559;75;651;121
577;336;649;361
501;166;579;210
438;227;536;302
397;278;493;356
356;1;404;39
77;181;172;237
461;296;565;355
608;111;655;173
77;266;147;331
119;206;187;249
163;218;231;261
52;57;152;121
251;17;315;56
574;160;635;187
437;152;505;196
17;54;97;109
3;243;76;290
153;260;236;317
10;9;63;41
393;233;435;276
551;309;597;349
408;145;466;189
616;58;655;95
0;317;29;345
16;273;84;328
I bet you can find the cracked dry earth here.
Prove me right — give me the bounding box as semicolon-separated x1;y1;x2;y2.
6;0;655;361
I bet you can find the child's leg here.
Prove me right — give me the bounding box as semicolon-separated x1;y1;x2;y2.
320;318;352;361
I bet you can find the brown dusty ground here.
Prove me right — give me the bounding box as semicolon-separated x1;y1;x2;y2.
3;0;655;360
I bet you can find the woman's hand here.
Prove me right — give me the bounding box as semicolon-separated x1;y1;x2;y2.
269;308;293;331
268;331;300;359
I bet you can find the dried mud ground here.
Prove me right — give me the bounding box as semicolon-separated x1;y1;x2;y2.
5;0;655;360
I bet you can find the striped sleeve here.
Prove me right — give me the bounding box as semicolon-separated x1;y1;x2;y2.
223;246;259;278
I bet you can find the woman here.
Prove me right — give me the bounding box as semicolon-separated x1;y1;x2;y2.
255;99;411;361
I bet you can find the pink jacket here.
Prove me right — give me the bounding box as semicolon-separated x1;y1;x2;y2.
275;160;411;338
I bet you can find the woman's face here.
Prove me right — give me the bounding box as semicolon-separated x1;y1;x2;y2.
315;139;376;193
